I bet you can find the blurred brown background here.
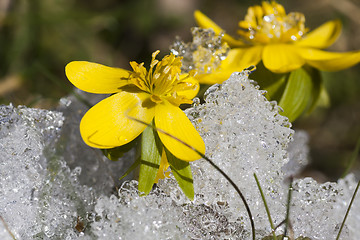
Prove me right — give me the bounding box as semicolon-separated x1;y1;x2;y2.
0;0;359;181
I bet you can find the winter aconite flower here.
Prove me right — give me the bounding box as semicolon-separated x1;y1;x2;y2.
194;1;360;84
65;51;205;162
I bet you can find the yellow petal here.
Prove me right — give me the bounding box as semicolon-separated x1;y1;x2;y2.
222;46;263;69
195;70;236;85
65;61;131;94
300;48;360;71
196;46;263;84
295;20;342;49
223;34;248;48
194;10;245;47
155;100;205;161
176;75;200;99
80;91;155;149
262;44;305;73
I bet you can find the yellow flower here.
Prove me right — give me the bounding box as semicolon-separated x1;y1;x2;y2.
65;50;205;162
194;1;360;84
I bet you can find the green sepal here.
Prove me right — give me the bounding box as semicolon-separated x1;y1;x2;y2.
316;84;330;108
166;148;194;201
304;66;322;115
119;157;141;181
251;61;288;101
138;123;162;195
278;67;313;122
102;139;138;161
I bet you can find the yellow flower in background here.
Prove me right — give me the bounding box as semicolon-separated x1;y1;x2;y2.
65;50;205;162
194;1;360;84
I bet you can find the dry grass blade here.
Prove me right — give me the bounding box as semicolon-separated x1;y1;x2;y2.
0;215;16;240
336;179;360;240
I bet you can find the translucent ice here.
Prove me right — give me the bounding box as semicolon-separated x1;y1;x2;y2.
171;71;292;238
56;90;136;196
0;104;94;239
282;130;310;177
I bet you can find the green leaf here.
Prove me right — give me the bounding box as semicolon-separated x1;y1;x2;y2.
138;123;162;195
166;148;194;201
102;139;138;161
279;67;313;122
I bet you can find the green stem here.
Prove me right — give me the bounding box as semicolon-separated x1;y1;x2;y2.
254;173;277;240
282;177;293;239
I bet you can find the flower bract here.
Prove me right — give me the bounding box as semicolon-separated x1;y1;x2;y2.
66;50;205;162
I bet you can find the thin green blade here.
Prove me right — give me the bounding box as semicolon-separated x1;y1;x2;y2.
138;124;162;195
119;157;141;181
166;148;194;201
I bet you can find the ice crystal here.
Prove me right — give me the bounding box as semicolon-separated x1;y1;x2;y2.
57;90;136;196
170;27;229;74
0;104;94;239
282;130;309;177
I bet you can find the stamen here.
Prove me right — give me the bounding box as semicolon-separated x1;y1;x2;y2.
237;1;308;44
154;73;160;80
127;50;193;105
150;94;162;103
163;66;171;74
150;59;159;69
152;50;160;59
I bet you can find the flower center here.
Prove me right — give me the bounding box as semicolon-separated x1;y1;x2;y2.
237;1;308;44
128;50;196;105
